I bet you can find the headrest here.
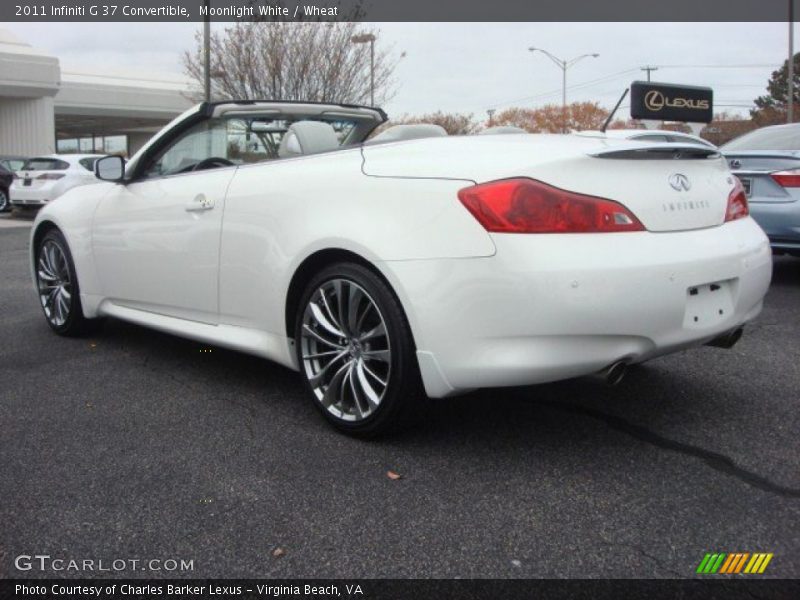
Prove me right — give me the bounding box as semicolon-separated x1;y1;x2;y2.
278;121;340;158
367;123;448;144
479;126;527;135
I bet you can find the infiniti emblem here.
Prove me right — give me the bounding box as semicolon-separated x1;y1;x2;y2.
668;173;691;192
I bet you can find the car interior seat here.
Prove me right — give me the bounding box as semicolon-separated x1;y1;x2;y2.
278;121;341;158
365;124;448;145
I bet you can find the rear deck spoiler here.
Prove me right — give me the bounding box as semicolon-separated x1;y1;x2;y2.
589;142;720;160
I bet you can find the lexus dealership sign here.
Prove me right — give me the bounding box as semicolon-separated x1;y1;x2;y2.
630;81;713;123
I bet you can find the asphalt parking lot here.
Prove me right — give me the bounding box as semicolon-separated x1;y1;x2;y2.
1;216;799;579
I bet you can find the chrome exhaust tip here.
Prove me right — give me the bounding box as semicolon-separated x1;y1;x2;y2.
706;327;744;349
595;361;628;386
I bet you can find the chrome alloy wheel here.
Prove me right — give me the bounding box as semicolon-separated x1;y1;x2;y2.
37;240;73;327
300;278;391;422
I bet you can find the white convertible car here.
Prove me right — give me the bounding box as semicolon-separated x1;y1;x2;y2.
31;101;772;435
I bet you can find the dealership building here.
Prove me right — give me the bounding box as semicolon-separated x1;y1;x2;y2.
0;29;194;158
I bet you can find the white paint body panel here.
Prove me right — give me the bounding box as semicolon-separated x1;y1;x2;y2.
31;109;772;398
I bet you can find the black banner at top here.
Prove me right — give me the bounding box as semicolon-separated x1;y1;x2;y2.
630;81;714;123
1;0;798;22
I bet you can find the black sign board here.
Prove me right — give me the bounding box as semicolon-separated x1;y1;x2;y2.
630;81;713;123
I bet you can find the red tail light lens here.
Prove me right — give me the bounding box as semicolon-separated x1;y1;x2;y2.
457;178;645;233
725;178;748;222
771;169;800;187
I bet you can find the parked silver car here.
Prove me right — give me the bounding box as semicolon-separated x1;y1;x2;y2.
722;123;800;257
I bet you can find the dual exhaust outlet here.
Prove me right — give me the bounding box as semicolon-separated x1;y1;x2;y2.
594;327;744;386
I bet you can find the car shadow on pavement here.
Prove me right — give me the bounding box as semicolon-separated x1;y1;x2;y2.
771;255;800;286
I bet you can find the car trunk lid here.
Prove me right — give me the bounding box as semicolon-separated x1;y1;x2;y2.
17;169;65;189
362;136;734;232
724;151;800;204
581;143;731;231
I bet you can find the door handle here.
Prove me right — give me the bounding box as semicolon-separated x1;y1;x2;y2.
185;194;215;212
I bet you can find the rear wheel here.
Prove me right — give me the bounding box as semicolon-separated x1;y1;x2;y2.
35;229;100;336
294;262;422;437
0;188;9;212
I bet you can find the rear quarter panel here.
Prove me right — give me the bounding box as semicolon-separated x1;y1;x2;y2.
218;148;495;334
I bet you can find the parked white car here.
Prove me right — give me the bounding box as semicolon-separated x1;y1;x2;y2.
30;101;771;436
11;154;104;207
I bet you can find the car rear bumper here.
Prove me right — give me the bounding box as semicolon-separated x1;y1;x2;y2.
384;218;772;397
749;199;800;253
10;186;53;205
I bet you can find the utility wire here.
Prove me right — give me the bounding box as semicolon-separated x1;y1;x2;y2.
481;63;775;114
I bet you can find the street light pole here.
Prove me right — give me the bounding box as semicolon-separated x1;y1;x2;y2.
351;33;377;107
203;0;211;102
528;48;599;133
370;38;375;107
790;0;795;123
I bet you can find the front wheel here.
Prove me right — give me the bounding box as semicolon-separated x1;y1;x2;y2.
0;188;9;212
35;229;100;336
295;262;422;437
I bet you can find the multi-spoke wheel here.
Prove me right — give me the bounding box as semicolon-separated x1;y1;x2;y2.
295;262;422;436
35;229;97;336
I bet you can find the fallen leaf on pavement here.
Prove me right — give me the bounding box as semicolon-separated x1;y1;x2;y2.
386;470;402;480
272;548;285;558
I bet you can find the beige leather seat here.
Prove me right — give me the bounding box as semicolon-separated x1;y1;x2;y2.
366;124;448;144
278;121;341;158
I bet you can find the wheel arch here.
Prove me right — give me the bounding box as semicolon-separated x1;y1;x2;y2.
30;219;61;271
283;248;417;352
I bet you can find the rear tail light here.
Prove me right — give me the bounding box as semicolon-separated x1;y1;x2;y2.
725;178;749;222
457;177;645;233
770;169;800;187
36;173;65;181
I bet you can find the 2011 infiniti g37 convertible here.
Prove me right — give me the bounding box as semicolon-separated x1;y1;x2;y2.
31;101;772;436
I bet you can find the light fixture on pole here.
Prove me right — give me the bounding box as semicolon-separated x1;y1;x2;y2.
351;33;377;107
528;47;599;133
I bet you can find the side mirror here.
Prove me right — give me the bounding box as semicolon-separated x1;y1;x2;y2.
94;155;126;182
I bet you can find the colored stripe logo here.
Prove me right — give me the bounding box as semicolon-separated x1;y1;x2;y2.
696;552;773;574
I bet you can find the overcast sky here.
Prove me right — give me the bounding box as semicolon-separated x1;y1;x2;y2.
1;21;792;119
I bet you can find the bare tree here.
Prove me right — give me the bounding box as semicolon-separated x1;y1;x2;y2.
492;102;610;133
183;17;399;106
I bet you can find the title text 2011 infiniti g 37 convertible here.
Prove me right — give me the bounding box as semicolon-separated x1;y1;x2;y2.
30;101;772;436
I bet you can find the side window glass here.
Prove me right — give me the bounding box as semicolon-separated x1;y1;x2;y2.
227;119;283;162
143;118;231;179
140;115;360;179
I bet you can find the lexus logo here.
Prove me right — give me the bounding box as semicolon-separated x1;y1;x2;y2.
669;173;691;191
644;90;711;112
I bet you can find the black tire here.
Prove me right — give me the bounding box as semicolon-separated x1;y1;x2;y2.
35;229;101;336
294;262;423;437
0;187;9;212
